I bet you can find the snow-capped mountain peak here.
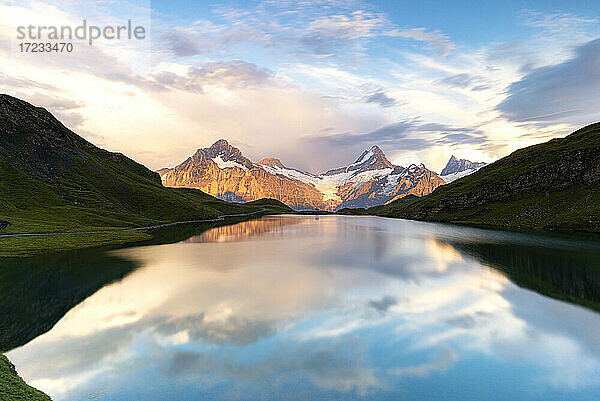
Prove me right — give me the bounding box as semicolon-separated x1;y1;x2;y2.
191;139;255;170
324;145;394;176
440;155;487;183
160;140;446;211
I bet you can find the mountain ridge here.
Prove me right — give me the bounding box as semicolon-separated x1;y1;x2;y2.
441;155;487;176
160;140;446;210
440;155;487;183
366;122;600;232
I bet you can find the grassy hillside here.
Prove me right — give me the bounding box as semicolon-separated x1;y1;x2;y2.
368;123;600;232
0;95;292;254
1;355;50;400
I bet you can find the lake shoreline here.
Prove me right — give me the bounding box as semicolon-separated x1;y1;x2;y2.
0;209;275;257
2;209;600;258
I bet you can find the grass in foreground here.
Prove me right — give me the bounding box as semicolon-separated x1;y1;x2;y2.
0;199;293;257
0;230;152;257
0;355;50;400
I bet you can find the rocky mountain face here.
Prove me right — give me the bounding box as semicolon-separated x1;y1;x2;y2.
440;155;487;183
160;141;327;210
160;142;445;211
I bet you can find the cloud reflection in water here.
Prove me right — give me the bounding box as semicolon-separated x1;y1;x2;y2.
7;216;600;400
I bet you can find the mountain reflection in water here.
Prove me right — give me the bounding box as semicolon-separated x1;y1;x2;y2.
184;216;303;243
5;216;600;401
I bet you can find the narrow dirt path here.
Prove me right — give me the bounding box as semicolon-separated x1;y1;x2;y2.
0;209;268;239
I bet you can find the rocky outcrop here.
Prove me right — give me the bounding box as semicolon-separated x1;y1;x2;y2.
323;145;394;176
441;155;487;176
427;149;598;218
440;155;487;183
336;164;445;209
0;220;11;231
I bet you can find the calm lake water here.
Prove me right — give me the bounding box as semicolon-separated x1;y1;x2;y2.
4;215;600;400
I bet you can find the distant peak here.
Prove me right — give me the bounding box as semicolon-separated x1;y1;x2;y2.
187;138;254;170
345;145;394;173
258;158;285;169
205;139;240;157
210;139;230;148
354;145;387;162
441;155;487;176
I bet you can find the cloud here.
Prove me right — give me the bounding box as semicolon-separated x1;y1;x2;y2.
190;61;273;89
368;295;398;313
299;11;386;56
149;61;273;94
155;314;278;347
159;7;387;60
436;132;487;145
0;73;61;92
438;73;476;88
22;92;84;111
160;23;272;58
436;73;489;92
0;83;86;130
364;90;397;107
158;4;454;61
307;11;384;40
445;314;477;329
386;28;456;57
309;119;487;152
6;0;585;175
389;345;458;377
522;10;597;36
165;338;380;395
161;30;204;58
497;38;600;125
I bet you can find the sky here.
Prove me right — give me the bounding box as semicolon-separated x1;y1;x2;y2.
1;0;600;172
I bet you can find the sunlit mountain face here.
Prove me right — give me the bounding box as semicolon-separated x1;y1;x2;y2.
160;140;445;210
7;216;600;400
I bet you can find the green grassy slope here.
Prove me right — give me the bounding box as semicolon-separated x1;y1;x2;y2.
0;95;291;248
369;123;600;232
0;355;50;400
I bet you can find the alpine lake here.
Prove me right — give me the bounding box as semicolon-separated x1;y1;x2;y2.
3;215;600;400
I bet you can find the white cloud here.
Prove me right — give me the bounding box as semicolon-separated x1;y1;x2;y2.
386;27;456;57
1;1;598;174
